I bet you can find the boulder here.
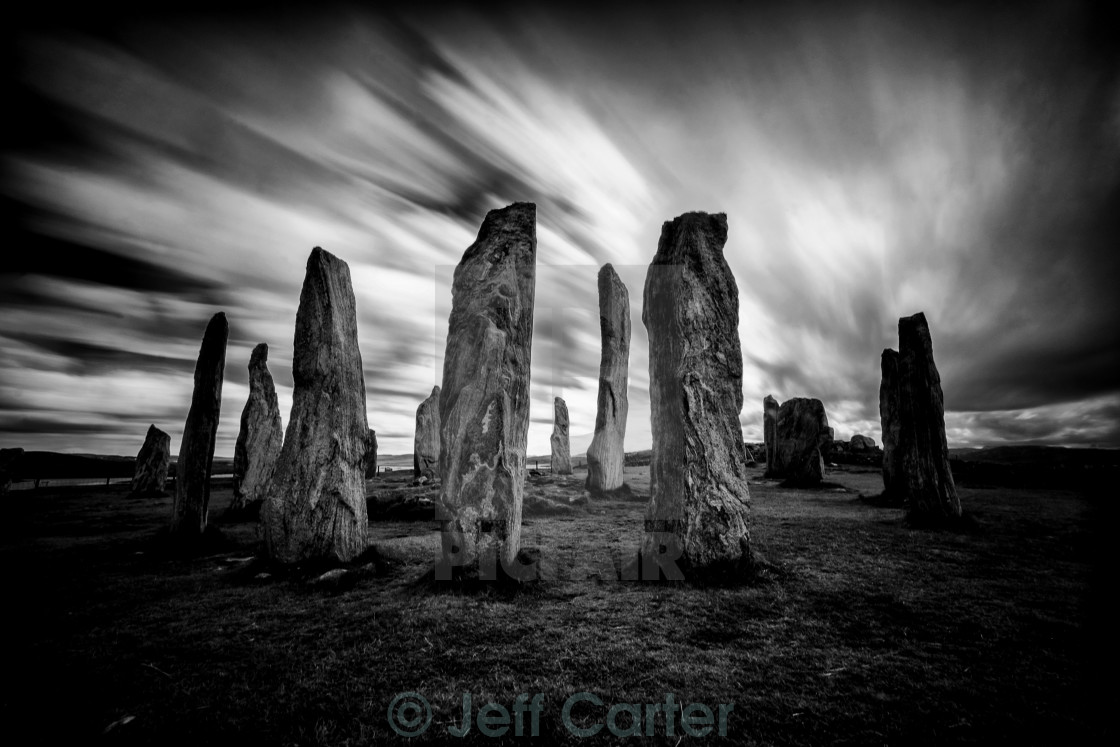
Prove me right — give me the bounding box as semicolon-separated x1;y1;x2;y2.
169;312;228;540
771;397;830;486
850;434;876;451
130;425;171;496
413;385;441;479
763;394;780;475
641;211;751;577
231;343;283;512
896;312;962;522
262;248;370;564
880;348;903;498
550;397;572;475
585;263;631;493
436;203;536;578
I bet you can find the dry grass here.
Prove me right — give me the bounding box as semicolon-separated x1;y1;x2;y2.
1;462;1110;745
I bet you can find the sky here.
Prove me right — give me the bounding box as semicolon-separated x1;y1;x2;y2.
2;0;1118;460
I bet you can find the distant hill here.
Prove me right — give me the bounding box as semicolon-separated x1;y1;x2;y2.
2;451;235;480
949;445;1119;468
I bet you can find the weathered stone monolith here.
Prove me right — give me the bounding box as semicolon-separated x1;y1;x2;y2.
551;397;572;475
640;211;751;577
169;312;228;540
437;202;536;578
131;425;171;496
0;447;25;494
365;429;378;478
413;386;441;479
879;348;903;498
585;264;630;494
771;397;831;486
897;312;961;523
231;344;283;512
262;248;370;564
763;394;780;476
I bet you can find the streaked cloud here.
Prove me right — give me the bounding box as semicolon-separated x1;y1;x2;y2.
2;0;1117;458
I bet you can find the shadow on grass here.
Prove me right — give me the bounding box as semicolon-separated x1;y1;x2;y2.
219;545;403;592
618;547;788;588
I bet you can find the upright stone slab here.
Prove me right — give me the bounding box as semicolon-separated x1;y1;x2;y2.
763;394;780;476
879;348;903;498
771;397;830;486
550;396;572;475
897;312;961;522
0;447;25;494
231;343;283;512
585;263;630;494
169;312;228;540
413;386;441;479
641;211;751;576
365;429;378;479
437;202;536;577
131;424;171;496
262;248;370;564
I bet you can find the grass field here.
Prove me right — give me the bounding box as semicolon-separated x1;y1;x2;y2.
2;463;1112;745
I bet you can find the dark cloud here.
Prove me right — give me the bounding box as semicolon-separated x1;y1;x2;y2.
0;332;190;376
1;201;223;300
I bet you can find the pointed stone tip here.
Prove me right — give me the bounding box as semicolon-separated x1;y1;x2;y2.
205;311;228;334
308;245;344;266
482;202;536;229
251;342;269;364
899;311;928;327
657;211;729;253
432;385;441;396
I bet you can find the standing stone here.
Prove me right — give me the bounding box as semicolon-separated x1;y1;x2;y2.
365;429;378;479
641;211;751;576
437;202;536;577
763;394;780;476
169;312;228;540
262;248;370;564
897;312;961;522
771;397;831;486
550;397;572;475
0;447;25;494
131;425;171;496
585;264;630;494
231;343;283;512
880;348;903;498
413;386;441;479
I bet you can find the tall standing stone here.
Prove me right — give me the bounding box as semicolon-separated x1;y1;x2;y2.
897;312;961;522
585;263;630;494
365;429;378;479
437;202;536;577
641;211;751;576
413;385;441;479
262;248;370;564
879;348;903;498
231;343;283;512
763;394;780;476
771;397;831;486
550;396;572;475
169;312;228;540
131;424;171;496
